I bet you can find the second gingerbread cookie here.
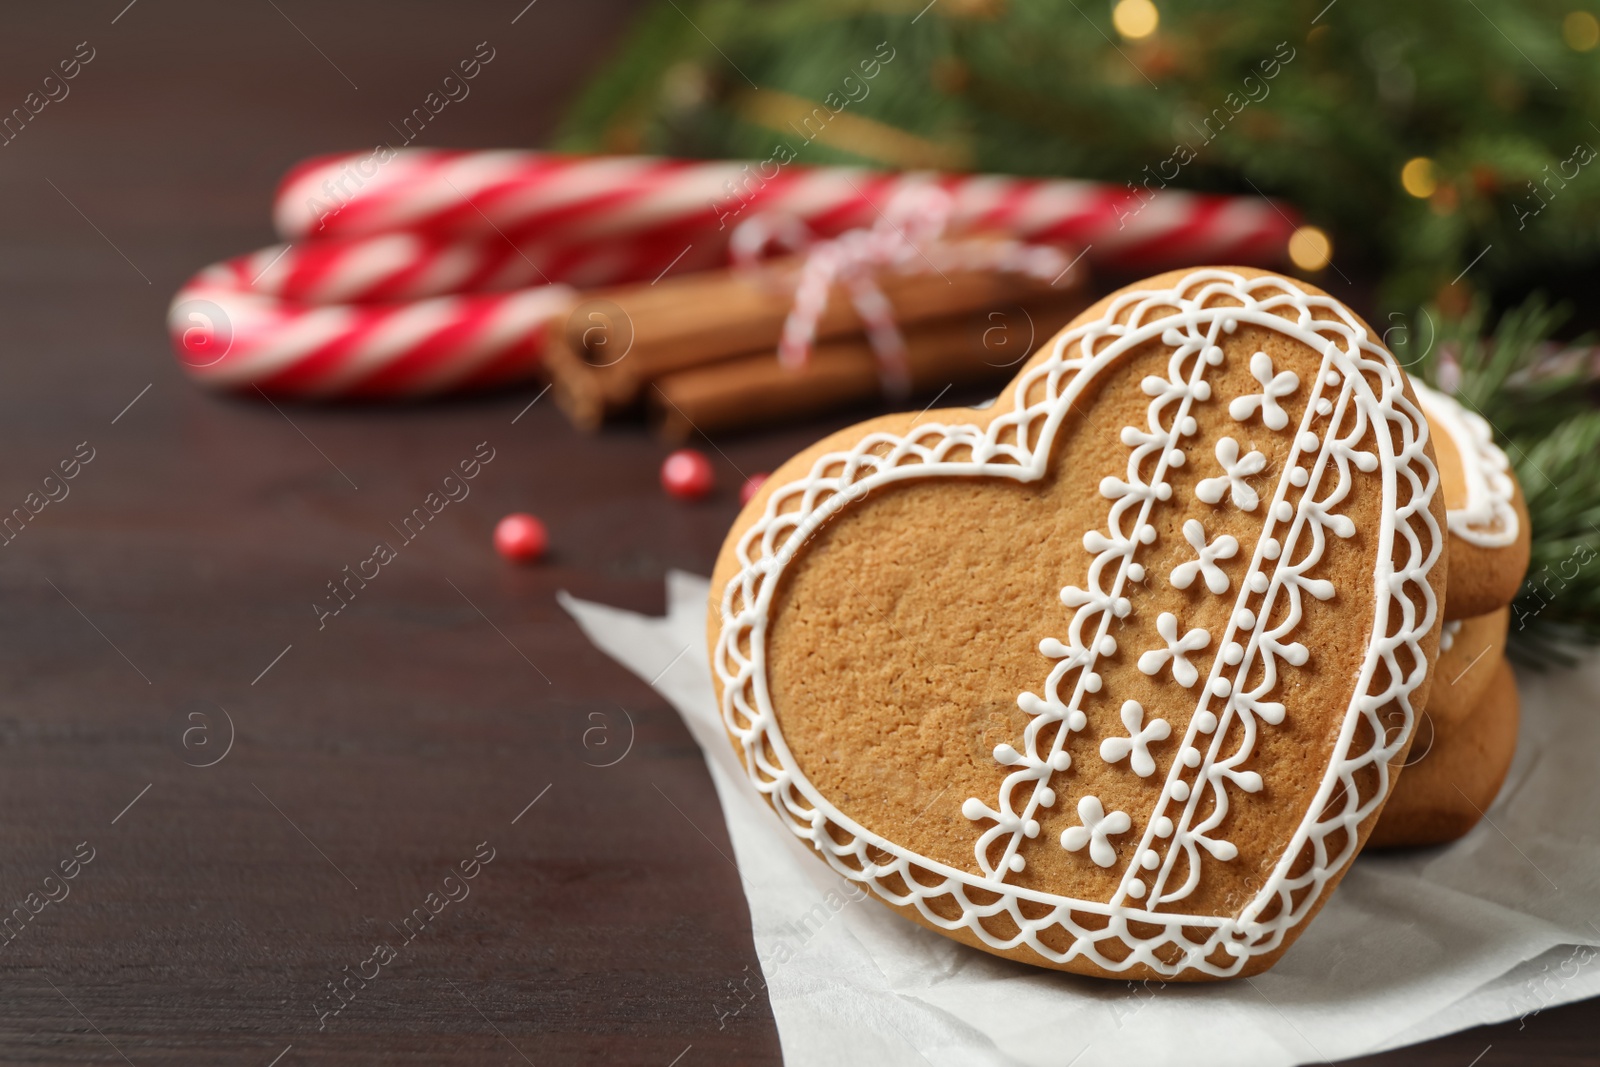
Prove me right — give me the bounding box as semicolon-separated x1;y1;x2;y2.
710;268;1448;981
1412;380;1530;619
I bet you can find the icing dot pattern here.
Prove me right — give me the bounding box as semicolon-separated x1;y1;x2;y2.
964;318;1218;883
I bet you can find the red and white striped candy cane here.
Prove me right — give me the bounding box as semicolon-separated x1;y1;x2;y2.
273;150;1298;273
199;230;727;306
170;150;1300;400
163;223;715;398
170;258;576;398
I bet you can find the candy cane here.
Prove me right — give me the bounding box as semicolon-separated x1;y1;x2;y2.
169;270;577;398
273;150;1298;273
170;150;1300;399
201;231;730;306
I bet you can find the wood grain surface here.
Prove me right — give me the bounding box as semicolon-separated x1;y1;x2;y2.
0;2;1589;1063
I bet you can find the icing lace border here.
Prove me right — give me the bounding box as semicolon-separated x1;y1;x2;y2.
1412;379;1519;548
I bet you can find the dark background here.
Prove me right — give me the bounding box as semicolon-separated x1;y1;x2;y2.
0;2;1590;1064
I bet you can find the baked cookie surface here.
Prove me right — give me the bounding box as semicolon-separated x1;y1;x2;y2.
1426;607;1510;727
709;268;1447;980
1371;657;1519;849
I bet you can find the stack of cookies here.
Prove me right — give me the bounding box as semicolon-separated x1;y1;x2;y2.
708;268;1533;980
1369;381;1531;848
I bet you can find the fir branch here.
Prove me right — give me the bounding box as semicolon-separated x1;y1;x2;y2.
1400;298;1600;665
564;0;1600;309
1506;411;1600;665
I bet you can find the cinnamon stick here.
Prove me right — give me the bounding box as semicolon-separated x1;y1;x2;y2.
647;294;1089;442
543;248;1079;430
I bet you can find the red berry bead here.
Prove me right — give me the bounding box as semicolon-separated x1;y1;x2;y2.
661;449;714;501
739;472;770;505
494;513;547;562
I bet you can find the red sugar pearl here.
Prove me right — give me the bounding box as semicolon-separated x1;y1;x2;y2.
661;449;714;501
494;513;548;562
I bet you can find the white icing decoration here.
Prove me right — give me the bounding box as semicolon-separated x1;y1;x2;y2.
1060;795;1131;868
1412;380;1520;548
1196;437;1266;511
1100;699;1171;777
1170;519;1239;594
1137;612;1211;688
711;268;1443;979
1228;350;1300;430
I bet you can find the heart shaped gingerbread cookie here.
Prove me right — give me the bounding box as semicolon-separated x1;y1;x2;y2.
709;267;1447;980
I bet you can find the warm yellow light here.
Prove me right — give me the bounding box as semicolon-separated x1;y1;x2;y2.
1112;0;1159;40
1564;11;1600;50
1288;226;1333;272
1401;157;1438;198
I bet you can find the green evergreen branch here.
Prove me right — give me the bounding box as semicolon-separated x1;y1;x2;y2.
1397;298;1600;665
561;0;1600;310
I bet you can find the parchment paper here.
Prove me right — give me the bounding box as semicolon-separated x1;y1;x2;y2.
562;572;1600;1066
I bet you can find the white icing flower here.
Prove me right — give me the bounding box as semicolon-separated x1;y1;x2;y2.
1099;699;1171;777
1228;350;1300;431
1196;437;1266;511
1137;611;1211;688
1060;795;1131;868
1169;519;1239;594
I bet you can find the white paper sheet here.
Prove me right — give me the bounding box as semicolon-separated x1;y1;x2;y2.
561;573;1600;1067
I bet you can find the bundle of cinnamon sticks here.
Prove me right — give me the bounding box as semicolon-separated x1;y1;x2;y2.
540;246;1089;440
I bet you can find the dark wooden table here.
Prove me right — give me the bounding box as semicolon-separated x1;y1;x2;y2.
0;2;1591;1064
